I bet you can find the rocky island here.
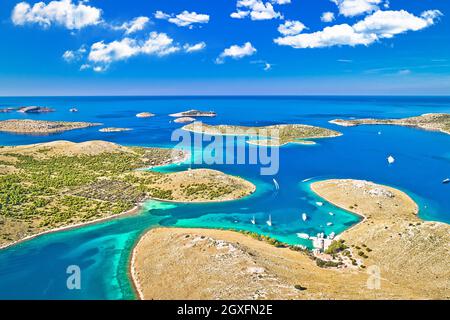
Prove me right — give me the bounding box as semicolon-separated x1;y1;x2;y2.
136;112;155;118
99;127;133;132
131;179;449;299
182;122;342;146
170;109;216;118
173;117;196;123
18;106;54;113
330;113;450;135
0;119;101;134
0;141;255;247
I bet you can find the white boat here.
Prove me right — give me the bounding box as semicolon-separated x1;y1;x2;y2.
296;233;309;240
301;177;313;183
443;178;450;184
387;155;395;164
266;215;272;227
251;215;256;225
302;213;307;221
316;202;324;207
273;178;280;190
327;222;333;226
328;212;334;216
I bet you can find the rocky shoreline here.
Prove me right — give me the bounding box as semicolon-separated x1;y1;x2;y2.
0;119;101;134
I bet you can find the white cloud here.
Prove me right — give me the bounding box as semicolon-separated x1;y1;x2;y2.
230;10;250;19
12;0;102;30
87;32;180;70
321;12;335;23
154;10;209;27
278;20;306;36
183;42;206;53
331;0;382;17
275;9;442;49
154;11;170;20
116;16;149;35
352;10;442;38
216;42;257;63
272;0;291;4
231;0;283;21
62;46;86;62
251;59;273;70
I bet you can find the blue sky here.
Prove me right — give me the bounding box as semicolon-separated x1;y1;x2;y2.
0;0;449;95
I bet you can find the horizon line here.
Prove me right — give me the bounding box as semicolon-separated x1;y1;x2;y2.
1;94;450;98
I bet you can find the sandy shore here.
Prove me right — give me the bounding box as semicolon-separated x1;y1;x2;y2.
131;179;450;300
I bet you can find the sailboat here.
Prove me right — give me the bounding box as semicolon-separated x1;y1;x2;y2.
302;213;308;221
316;201;324;207
443;178;450;184
273;178;280;190
296;233;309;240
266;215;272;227
328;212;334;216
251;215;256;225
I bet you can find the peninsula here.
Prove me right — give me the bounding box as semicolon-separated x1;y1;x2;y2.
0;141;255;247
131;179;449;299
0;119;101;134
330;113;450;135
182;122;342;146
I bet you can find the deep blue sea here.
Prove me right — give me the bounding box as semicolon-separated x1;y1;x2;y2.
0;96;449;299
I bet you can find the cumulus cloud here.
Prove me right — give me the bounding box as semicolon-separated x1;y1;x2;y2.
154;10;209;28
274;9;442;49
278;20;306;36
62;46;86;62
115;16;150;35
321;12;335;23
183;42;206;53
230;10;250;19
216;42;257;63
12;0;102;30
231;0;283;21
272;0;291;4
87;32;180;71
331;0;382;17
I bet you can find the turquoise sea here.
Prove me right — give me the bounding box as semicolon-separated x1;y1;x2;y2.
0;96;449;299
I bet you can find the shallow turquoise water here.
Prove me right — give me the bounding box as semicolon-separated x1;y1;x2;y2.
0;96;449;299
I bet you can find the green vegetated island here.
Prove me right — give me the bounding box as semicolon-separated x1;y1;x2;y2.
0;119;102;134
182;123;342;146
0;140;255;247
330;113;450;135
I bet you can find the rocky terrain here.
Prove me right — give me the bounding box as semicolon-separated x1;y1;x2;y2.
132;179;449;300
0;141;254;247
330;113;450;135
0;119;101;134
170;109;216;117
182;122;342;146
